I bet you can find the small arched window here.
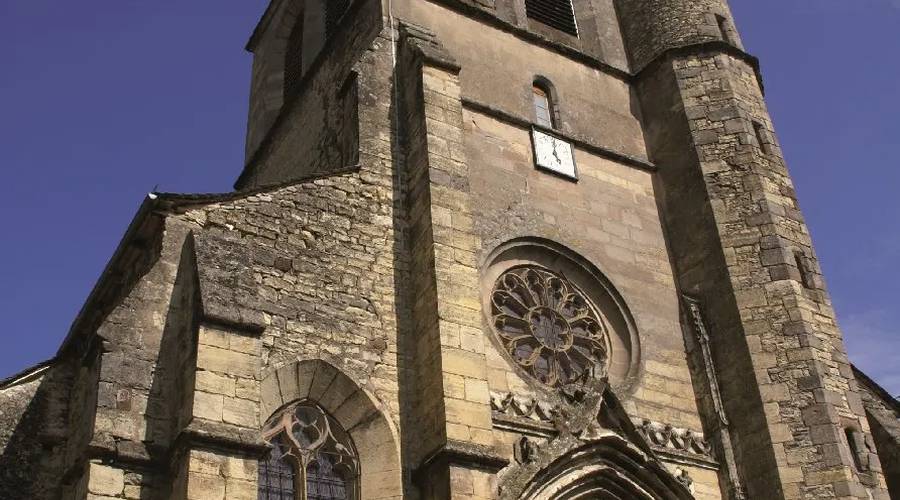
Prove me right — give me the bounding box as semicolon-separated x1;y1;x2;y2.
259;402;359;500
532;80;556;129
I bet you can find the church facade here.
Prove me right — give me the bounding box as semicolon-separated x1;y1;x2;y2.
1;0;898;499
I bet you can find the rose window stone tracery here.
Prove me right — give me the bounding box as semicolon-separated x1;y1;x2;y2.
491;267;610;387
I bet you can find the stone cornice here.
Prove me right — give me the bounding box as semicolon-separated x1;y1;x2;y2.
461;97;657;172
176;419;271;458
418;0;763;95
415;440;510;481
633;40;765;96
398;21;461;73
423;0;632;81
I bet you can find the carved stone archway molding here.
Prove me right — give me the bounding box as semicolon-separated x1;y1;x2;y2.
498;379;694;500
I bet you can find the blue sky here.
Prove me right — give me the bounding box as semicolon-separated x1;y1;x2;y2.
0;1;897;395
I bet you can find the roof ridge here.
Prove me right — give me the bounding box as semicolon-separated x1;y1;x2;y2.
852;365;900;416
154;165;362;209
0;359;54;390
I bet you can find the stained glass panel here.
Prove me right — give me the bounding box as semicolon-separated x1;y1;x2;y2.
258;451;296;500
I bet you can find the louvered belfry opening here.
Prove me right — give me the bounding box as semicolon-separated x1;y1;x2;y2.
525;0;578;36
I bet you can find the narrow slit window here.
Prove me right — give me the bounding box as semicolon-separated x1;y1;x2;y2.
845;428;871;472
753;121;771;153
533;83;555;129
525;0;578;37
794;251;814;289
716;15;733;44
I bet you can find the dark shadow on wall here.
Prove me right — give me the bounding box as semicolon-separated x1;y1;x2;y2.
144;233;201;500
389;43;418;498
0;361;72;500
867;410;900;499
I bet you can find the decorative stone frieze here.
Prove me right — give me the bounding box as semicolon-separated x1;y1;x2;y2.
497;380;694;499
633;418;718;468
489;392;556;424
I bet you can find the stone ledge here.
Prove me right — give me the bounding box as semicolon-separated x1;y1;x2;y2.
492;413;557;439
422;0;631;81
176;419;270;459
634;40;765;95
415;439;509;482
462;97;657;172
398;21;461;74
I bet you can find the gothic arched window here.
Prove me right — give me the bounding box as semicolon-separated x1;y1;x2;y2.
258;402;359;500
532;80;557;129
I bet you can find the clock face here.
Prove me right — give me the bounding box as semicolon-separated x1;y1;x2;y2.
532;129;576;179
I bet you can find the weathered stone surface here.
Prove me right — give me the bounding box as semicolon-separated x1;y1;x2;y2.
0;1;894;499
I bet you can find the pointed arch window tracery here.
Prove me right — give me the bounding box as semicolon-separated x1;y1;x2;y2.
491;266;611;387
258;402;359;500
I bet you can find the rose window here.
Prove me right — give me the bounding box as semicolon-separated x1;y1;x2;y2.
491;267;610;386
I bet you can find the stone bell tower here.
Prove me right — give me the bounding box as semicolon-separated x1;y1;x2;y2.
618;1;892;498
0;0;897;499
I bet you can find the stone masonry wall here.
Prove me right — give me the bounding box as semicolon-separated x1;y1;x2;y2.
638;45;891;498
855;369;900;497
168;21;410;487
238;0;383;189
174;172;403;430
615;0;743;70
395;0;648;160
397;23;504;498
244;0;302;161
677;51;886;498
0;372;66;500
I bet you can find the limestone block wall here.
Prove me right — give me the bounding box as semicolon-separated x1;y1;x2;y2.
855;368;900;497
191;325;261;431
615;0;743;70
393;0;630;71
89;219;193;457
683;51;884;499
80;461;159;500
180;450;258;500
463;110;721;498
244;0;300;163
395;0;647;160
174;318;263;500
397;23;506;498
465;110;699;420
238;0;383;189
0;368;68;500
245;0;334;160
173;172;405;434
635;42;891;498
